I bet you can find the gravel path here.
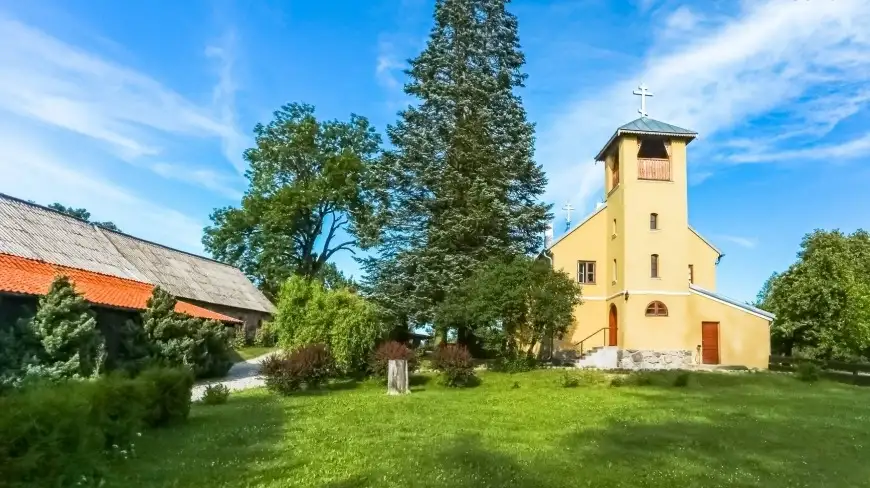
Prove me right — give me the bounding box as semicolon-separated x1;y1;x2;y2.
191;351;278;401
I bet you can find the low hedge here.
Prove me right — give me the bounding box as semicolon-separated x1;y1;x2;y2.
0;367;194;487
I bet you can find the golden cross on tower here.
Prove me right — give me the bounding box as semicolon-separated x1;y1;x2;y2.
633;83;653;117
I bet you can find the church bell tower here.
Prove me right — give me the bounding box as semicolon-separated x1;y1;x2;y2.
594;86;697;349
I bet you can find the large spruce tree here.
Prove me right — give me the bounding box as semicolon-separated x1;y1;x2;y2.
363;0;551;340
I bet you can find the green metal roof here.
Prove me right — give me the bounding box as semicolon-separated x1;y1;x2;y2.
595;117;697;161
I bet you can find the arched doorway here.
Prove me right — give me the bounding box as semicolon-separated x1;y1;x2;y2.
608;304;618;346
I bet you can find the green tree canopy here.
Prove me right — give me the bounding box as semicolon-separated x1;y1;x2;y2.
48;202;120;231
437;255;581;357
203;103;381;299
757;229;870;360
272;275;385;374
361;0;551;338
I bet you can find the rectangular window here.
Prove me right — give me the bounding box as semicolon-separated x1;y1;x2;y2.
577;261;596;284
651;254;659;278
650;213;658;230
688;264;694;284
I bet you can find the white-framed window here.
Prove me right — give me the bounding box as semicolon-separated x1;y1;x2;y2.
577;261;596;284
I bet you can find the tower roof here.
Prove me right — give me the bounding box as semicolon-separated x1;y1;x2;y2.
595;117;697;161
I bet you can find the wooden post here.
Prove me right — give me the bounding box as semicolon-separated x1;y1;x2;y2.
387;359;409;395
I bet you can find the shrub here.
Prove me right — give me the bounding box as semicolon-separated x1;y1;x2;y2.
260;344;334;395
560;371;580;388
254;321;277;347
260;353;300;394
273;276;386;375
112;318;151;375
0;381;104;486
0;367;191;487
143;288;234;380
138;367;195;427
87;373;147;449
230;325;248;350
797;362;822;382
192;320;234;379
492;352;537;373
432;344;476;387
370;341;418;379
201;384;230;405
560;369;607;388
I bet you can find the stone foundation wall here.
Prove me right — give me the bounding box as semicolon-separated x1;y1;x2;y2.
617;349;693;370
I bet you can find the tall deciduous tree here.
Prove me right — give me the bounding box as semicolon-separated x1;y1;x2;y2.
757;229;870;359
362;0;551;336
203;103;381;299
437;255;580;357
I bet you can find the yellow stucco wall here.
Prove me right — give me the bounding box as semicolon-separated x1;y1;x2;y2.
548;207;608;348
547;129;772;368
688;293;771;369
688;228;719;290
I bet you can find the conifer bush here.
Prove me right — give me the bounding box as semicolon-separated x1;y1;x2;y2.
142;287;234;379
25;276;103;380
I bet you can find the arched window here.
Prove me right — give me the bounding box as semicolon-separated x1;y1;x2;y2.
645;301;668;317
612;218;617;237
651;254;659;278
612;259;618;283
650;213;658;230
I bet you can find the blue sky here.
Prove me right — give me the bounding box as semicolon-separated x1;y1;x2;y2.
1;0;869;303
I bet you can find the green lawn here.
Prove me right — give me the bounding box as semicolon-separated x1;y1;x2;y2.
103;370;870;488
232;346;278;362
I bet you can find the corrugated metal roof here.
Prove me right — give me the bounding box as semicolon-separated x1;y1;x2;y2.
617;117;696;135
595;117;698;161
0;194;275;314
690;284;775;320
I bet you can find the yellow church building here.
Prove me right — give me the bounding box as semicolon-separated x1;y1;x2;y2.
543;106;774;370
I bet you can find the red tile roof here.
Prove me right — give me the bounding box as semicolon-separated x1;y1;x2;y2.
0;253;241;323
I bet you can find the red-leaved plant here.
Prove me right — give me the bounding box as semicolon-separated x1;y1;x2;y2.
369;341;418;379
432;344;475;387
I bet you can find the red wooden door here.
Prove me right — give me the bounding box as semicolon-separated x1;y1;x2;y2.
701;322;720;364
608;305;618;346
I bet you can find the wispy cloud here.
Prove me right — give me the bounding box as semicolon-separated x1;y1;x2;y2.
716;235;758;250
0;128;206;252
0;14;248;192
375;38;404;92
537;0;870;215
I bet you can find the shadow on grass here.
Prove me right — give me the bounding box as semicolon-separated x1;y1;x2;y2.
101;392;288;488
313;373;870;488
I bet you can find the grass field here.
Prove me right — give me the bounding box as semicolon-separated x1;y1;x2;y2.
103;370;870;488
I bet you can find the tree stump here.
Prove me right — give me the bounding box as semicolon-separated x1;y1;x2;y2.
387;359;409;395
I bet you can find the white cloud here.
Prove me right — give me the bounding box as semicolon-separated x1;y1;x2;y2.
537;0;870;215
0;15;248;189
0;130;206;253
376;39;404;91
730;132;870;164
717;235;758;249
